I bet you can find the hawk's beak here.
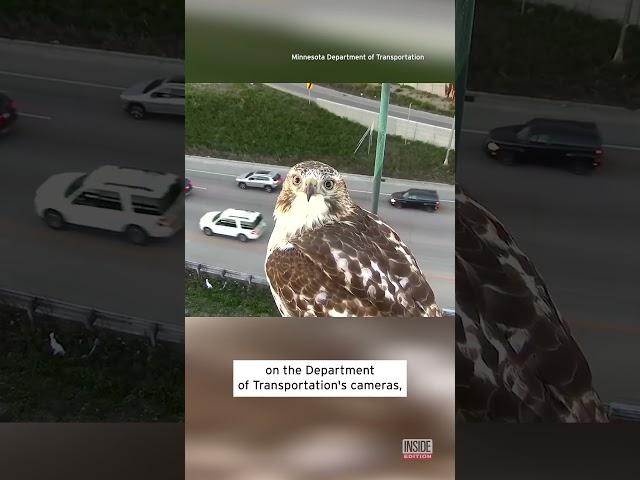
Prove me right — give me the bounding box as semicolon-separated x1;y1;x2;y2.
304;179;317;201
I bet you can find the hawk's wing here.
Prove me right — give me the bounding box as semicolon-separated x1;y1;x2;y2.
266;207;441;317
456;187;607;422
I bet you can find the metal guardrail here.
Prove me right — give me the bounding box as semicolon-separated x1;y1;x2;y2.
0;287;184;345
185;260;270;286
186;261;456;316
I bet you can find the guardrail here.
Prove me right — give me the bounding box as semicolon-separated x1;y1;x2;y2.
0;287;184;345
185;260;270;286
185;261;456;317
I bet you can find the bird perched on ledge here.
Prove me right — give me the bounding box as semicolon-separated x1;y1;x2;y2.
455;186;607;422
265;161;441;317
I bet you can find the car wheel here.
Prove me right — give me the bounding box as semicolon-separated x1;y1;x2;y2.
238;182;247;189
128;104;146;120
237;234;248;242
44;209;65;229
391;202;402;208
264;185;273;193
125;225;148;245
203;227;214;236
498;150;515;165
427;206;436;212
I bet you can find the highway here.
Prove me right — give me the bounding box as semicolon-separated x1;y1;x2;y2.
267;83;454;129
0;40;184;325
459;93;640;403
185;155;455;310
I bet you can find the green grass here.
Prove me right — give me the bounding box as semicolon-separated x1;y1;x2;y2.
0;307;183;421
323;83;455;117
186;83;455;184
0;0;184;57
185;270;279;317
469;1;640;107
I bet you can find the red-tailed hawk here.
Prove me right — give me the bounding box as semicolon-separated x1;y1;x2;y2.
265;161;442;317
456;186;607;422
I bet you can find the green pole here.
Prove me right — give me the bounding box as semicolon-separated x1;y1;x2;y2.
371;83;390;214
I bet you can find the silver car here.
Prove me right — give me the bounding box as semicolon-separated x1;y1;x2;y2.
120;77;185;119
235;170;284;192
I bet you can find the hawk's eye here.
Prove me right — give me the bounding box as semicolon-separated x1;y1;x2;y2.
324;179;335;190
292;175;302;186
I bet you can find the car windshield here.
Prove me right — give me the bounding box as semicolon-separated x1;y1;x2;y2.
64;174;87;197
212;212;221;222
516;126;531;141
143;79;163;94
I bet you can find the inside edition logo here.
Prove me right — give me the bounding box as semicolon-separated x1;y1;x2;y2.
402;439;433;460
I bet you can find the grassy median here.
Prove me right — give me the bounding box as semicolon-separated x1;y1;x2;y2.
469;1;640;108
0;306;183;421
185;269;279;317
186;83;455;184
1;0;184;57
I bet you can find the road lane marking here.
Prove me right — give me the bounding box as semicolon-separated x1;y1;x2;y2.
192;186;207;190
186;169;454;201
21;112;52;120
186;168;236;177
461;128;640;152
0;70;123;90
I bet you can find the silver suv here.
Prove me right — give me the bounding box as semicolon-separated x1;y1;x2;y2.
120;77;185;119
235;170;283;192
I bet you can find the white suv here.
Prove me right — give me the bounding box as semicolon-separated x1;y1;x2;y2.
34;166;185;244
199;209;267;242
120;76;185;119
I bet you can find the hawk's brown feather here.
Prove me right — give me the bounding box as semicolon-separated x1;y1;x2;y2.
266;206;441;317
456;187;607;422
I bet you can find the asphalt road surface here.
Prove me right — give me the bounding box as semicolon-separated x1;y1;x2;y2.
185;155;455;310
459;93;640;403
0;40;184;325
267;83;454;129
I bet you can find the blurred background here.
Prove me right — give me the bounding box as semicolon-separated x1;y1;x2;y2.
186;317;454;479
186;0;454;81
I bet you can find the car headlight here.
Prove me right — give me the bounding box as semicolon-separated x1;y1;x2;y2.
487;142;499;152
390;198;396;203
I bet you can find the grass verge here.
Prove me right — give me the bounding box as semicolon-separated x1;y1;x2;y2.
186;83;455;184
185;269;279;317
1;0;184;57
322;83;455;117
0;306;183;421
469;1;640;108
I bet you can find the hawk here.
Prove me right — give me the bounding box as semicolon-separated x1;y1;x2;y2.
265;161;442;317
456;186;608;422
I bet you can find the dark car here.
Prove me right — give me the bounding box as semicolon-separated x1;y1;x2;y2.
485;118;603;174
0;93;18;134
185;178;193;195
389;189;440;212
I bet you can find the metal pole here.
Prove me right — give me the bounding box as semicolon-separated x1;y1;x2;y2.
612;0;634;63
521;0;526;15
371;83;390;214
444;116;455;166
404;102;412;144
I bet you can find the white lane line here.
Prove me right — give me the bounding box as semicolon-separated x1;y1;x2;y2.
0;70;123;90
20;112;52;120
462;128;640;152
186;169;454;200
461;128;489;135
192;186;207;190
603;143;640;152
186;168;236;177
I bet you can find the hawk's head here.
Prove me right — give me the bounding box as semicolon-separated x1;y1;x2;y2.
271;161;354;244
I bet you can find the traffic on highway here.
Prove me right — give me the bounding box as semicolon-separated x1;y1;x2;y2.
0;40;185;325
185;155;455;311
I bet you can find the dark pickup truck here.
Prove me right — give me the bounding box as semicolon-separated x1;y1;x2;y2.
485;118;603;174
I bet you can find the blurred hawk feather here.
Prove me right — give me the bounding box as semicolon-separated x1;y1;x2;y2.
456;186;607;422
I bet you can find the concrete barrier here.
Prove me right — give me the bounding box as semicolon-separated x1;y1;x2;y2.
315;98;455;149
